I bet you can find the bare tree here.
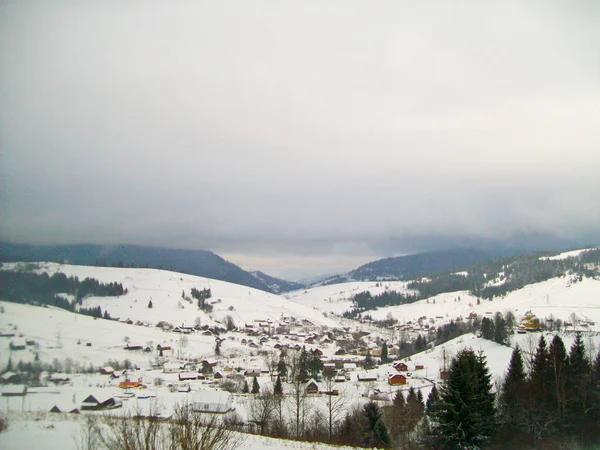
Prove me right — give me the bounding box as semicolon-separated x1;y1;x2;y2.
81;403;245;450
322;377;347;441
168;404;245;450
248;390;275;435
289;378;307;439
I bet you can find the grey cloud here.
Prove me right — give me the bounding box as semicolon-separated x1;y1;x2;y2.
1;1;599;277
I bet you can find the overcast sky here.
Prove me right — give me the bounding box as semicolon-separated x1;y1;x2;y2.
1;1;599;280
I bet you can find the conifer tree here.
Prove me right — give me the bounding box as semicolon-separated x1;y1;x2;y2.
274;374;283;395
297;347;309;382
591;351;600;422
364;351;374;370
567;332;591;427
147;299;153;308
548;335;568;426
381;342;388;363
494;312;507;344
432;348;496;448
500;345;526;426
277;358;287;380
242;379;249;394
393;390;406;411
426;384;440;418
361;401;390;448
251;376;260;394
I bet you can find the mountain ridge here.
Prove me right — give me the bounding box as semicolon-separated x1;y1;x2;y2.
0;242;301;294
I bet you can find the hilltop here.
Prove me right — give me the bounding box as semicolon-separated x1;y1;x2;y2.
0;243;303;294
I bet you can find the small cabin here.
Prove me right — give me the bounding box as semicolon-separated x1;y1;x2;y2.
305;379;319;394
388;374;406;386
394;362;408;372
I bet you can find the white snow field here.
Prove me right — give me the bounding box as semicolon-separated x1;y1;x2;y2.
2;261;600;449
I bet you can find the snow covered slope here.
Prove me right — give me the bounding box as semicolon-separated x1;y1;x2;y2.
290;273;600;328
1;262;338;329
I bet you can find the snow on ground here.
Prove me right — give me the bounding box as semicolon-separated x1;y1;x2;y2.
540;248;596;261
297;275;600;330
286;281;413;316
0;413;359;450
1;262;338;329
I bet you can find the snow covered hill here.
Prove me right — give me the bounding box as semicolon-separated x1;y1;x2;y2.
289;271;600;329
1;262;338;329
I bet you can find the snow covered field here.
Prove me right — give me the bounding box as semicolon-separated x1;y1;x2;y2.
2;261;600;449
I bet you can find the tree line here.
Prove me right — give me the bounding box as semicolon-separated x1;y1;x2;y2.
346;250;600;313
0;270;124;316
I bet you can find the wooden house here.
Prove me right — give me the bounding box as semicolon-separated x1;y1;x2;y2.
388;374;406;386
305;379;319;394
394;362;408;372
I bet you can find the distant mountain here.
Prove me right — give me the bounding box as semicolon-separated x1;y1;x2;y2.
0;243;301;294
250;271;305;294
350;249;496;280
312;249;498;286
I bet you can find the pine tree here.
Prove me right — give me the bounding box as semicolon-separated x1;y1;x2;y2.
277;358;288;380
364;351;374;370
591;351;600;422
308;353;323;379
548;335;568;426
274;374;283;395
481;317;495;340
147;299;153;308
426;384;440;418
242;379;249;394
393;390;406;411
499;345;526;426
432;348;496;448
494;312;507;344
361;401;390;448
567;332;591;428
251;376;260;394
406;387;424;431
381;342;388;363
298;347;309;382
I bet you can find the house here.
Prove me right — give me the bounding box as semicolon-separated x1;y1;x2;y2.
9;339;26;351
244;368;261;377
124;344;143;351
48;373;71;385
415;364;424;370
357;373;377;382
311;348;323;357
99;366;115;375
0;371;19;384
49;405;79;414
81;394;122;410
178;373;198;381
305;379;319;394
202;360;218;369
213;371;223;380
323;363;337;376
163;362;181;374
388;374;407;386
119;379;142;389
192;390;234;414
394;362;408;372
439;370;449;380
520;311;541;330
2;384;27;396
343;363;357;371
334;375;346;383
